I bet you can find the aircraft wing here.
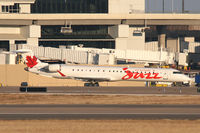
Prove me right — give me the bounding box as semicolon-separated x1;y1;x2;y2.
73;77;111;82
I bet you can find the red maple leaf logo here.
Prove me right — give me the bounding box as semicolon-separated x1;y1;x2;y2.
26;56;38;68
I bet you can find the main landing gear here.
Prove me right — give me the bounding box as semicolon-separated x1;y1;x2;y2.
84;82;99;87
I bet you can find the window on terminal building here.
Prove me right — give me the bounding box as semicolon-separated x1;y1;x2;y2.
2;4;19;13
31;0;108;13
39;41;115;49
0;41;9;51
41;25;110;39
15;41;27;44
2;6;9;13
39;25;115;49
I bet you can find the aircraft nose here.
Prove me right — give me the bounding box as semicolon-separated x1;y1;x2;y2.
185;75;193;84
188;76;192;81
191;77;195;83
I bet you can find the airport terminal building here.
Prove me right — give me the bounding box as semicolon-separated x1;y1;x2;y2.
0;0;145;51
0;0;200;67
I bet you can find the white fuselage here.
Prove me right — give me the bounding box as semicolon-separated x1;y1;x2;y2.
31;64;191;83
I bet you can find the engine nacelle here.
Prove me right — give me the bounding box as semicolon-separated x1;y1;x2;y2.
48;64;61;72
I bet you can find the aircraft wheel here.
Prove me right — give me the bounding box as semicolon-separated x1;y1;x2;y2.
94;83;99;87
84;83;91;87
89;83;94;87
84;83;99;87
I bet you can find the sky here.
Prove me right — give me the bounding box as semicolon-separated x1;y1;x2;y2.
146;0;200;13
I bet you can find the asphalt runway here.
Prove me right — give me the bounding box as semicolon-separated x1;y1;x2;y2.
0;104;200;120
0;86;199;95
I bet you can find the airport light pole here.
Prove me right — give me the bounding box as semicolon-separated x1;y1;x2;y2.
163;0;165;13
146;0;149;13
182;0;185;13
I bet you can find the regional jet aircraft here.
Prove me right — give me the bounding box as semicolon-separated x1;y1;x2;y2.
18;50;192;87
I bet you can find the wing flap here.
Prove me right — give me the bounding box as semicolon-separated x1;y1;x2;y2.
73;77;111;82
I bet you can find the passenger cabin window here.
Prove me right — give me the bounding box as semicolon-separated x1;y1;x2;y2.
173;72;182;74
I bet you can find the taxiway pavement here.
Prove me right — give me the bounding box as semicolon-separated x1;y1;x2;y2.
0;104;200;120
0;86;199;95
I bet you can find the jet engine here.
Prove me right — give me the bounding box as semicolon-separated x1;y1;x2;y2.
48;64;61;72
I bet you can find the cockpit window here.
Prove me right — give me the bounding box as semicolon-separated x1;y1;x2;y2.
173;71;182;74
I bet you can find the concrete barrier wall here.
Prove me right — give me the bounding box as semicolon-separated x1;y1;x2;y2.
0;65;28;86
0;65;145;87
0;65;6;86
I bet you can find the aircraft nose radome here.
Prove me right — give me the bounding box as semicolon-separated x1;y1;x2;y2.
185;76;193;82
190;77;195;83
187;76;192;81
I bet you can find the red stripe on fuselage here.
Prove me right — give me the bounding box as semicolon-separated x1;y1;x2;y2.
57;70;66;77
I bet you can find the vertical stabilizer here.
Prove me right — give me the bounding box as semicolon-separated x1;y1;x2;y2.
13;49;48;69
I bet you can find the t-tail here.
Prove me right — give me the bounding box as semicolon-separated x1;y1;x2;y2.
25;55;48;69
13;49;48;69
